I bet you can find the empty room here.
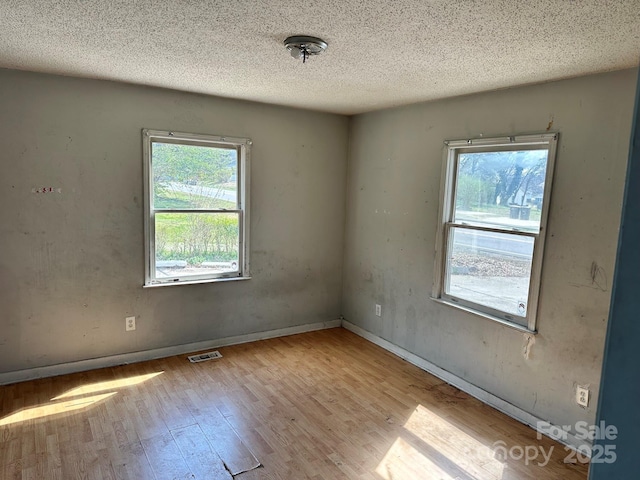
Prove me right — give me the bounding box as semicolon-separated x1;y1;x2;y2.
1;1;639;479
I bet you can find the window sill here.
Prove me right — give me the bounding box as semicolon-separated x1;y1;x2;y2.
143;276;251;288
431;297;537;335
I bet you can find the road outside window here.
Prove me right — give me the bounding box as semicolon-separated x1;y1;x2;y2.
433;134;558;332
143;130;251;286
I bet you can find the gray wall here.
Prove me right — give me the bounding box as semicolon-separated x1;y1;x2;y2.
0;69;348;374
1;65;636;438
343;69;637;432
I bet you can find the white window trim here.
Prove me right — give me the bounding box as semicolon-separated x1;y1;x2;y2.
432;133;558;333
142;129;251;287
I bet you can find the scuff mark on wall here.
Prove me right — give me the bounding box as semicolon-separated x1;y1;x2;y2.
569;261;608;292
546;115;555;131
523;333;535;360
590;261;608;291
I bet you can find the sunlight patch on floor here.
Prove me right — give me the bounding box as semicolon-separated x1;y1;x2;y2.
375;404;506;480
376;436;459;479
1;371;164;427
52;371;164;400
0;392;116;426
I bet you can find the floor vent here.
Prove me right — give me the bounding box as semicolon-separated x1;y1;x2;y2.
188;351;223;363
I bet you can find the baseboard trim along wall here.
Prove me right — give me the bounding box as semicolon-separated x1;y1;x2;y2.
0;319;342;386
341;319;591;455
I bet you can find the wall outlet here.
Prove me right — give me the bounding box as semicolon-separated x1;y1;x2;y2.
375;304;382;317
576;385;590;407
126;316;136;331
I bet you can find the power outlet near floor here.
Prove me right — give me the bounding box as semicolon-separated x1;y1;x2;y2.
126;316;136;331
576;385;590;407
375;304;382;317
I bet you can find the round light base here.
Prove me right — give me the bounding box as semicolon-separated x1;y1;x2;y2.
284;35;327;61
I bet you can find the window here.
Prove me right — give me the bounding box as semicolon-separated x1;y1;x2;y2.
432;134;557;332
143;130;251;286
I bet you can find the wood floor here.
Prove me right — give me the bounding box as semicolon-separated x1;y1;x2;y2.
1;328;589;479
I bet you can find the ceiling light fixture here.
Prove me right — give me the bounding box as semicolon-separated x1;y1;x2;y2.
284;35;327;63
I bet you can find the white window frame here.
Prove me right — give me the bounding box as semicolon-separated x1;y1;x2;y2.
142;129;251;287
432;133;558;333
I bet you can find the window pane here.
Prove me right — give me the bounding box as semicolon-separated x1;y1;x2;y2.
155;212;239;278
152;142;238;209
445;227;534;318
453;150;548;232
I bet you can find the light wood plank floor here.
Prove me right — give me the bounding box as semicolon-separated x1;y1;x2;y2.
1;328;589;479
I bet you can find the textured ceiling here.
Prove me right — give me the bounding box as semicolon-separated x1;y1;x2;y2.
1;1;639;114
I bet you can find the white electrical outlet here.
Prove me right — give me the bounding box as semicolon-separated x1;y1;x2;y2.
576;385;589;407
375;304;382;317
126;316;136;331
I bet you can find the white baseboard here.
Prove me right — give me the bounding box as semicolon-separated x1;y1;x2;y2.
342;320;591;455
0;319;341;386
